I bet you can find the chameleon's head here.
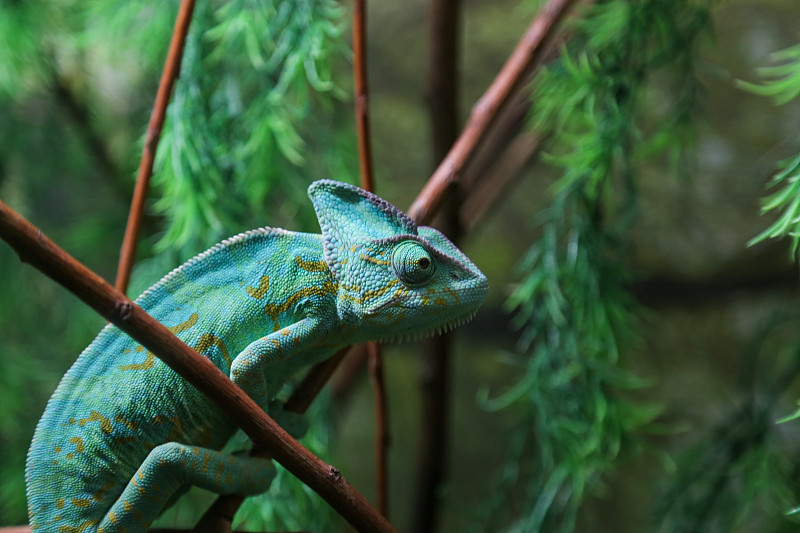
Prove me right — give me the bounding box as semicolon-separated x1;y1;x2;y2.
309;180;488;342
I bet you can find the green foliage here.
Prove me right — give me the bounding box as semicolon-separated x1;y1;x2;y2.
653;313;800;533
749;153;800;257
483;1;712;531
738;43;800;105
721;38;800;533
95;0;349;256
0;1;50;100
743;42;800;258
0;0;354;527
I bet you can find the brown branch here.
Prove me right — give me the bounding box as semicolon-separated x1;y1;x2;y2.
331;344;370;400
412;0;461;530
367;342;390;516
353;0;375;193
0;200;395;533
427;0;460;161
353;0;390;516
407;0;579;224
115;0;196;294
461;130;544;231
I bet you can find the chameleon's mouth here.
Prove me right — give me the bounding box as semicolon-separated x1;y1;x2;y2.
378;308;480;343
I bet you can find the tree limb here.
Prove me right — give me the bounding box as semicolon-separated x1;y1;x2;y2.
115;0;196;294
0;199;395;533
407;0;579;224
412;0;461;530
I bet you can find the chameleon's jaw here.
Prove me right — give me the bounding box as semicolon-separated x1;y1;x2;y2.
377;307;481;343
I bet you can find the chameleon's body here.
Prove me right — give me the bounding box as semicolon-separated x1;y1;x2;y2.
25;180;488;532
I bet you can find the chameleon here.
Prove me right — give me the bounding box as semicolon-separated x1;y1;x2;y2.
25;179;488;532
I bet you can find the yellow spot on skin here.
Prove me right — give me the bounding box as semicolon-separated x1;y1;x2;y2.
69;436;85;454
54;446;62;453
203;452;211;473
445;287;461;305
114;415;139;431
245;275;270;299
434;297;448;306
57;519;98;532
77;411;113;434
169;313;199;335
339;279;400;305
56;498;65;509
71;498;92;508
295;256;328;272
93;480;116;501
153;415;185;441
196;334;232;367
217;462;224;486
119;314;198;371
359;253;390;266
263;279;339;322
118;351;155;371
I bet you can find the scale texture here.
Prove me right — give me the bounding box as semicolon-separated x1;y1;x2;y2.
25;180;488;532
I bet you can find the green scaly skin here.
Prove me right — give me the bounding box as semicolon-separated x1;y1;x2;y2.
25;180;488;532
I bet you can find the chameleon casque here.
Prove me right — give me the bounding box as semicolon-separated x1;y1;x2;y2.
25;179;488;532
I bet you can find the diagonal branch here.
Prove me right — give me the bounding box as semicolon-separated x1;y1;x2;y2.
0;199;395;533
353;0;390;517
413;0;462;530
407;0;579;224
115;0;196;294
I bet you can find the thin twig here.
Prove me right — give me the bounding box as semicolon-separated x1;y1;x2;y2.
353;0;375;193
367;341;390;516
461;131;544;231
0;199;395;533
407;0;579;224
412;0;461;530
353;0;390;517
115;0;196;294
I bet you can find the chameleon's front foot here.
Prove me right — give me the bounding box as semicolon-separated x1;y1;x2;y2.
98;443;275;532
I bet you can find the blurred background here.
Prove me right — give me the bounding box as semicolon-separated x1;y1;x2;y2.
3;0;800;531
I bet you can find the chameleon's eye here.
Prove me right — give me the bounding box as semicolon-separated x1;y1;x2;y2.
392;240;436;286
